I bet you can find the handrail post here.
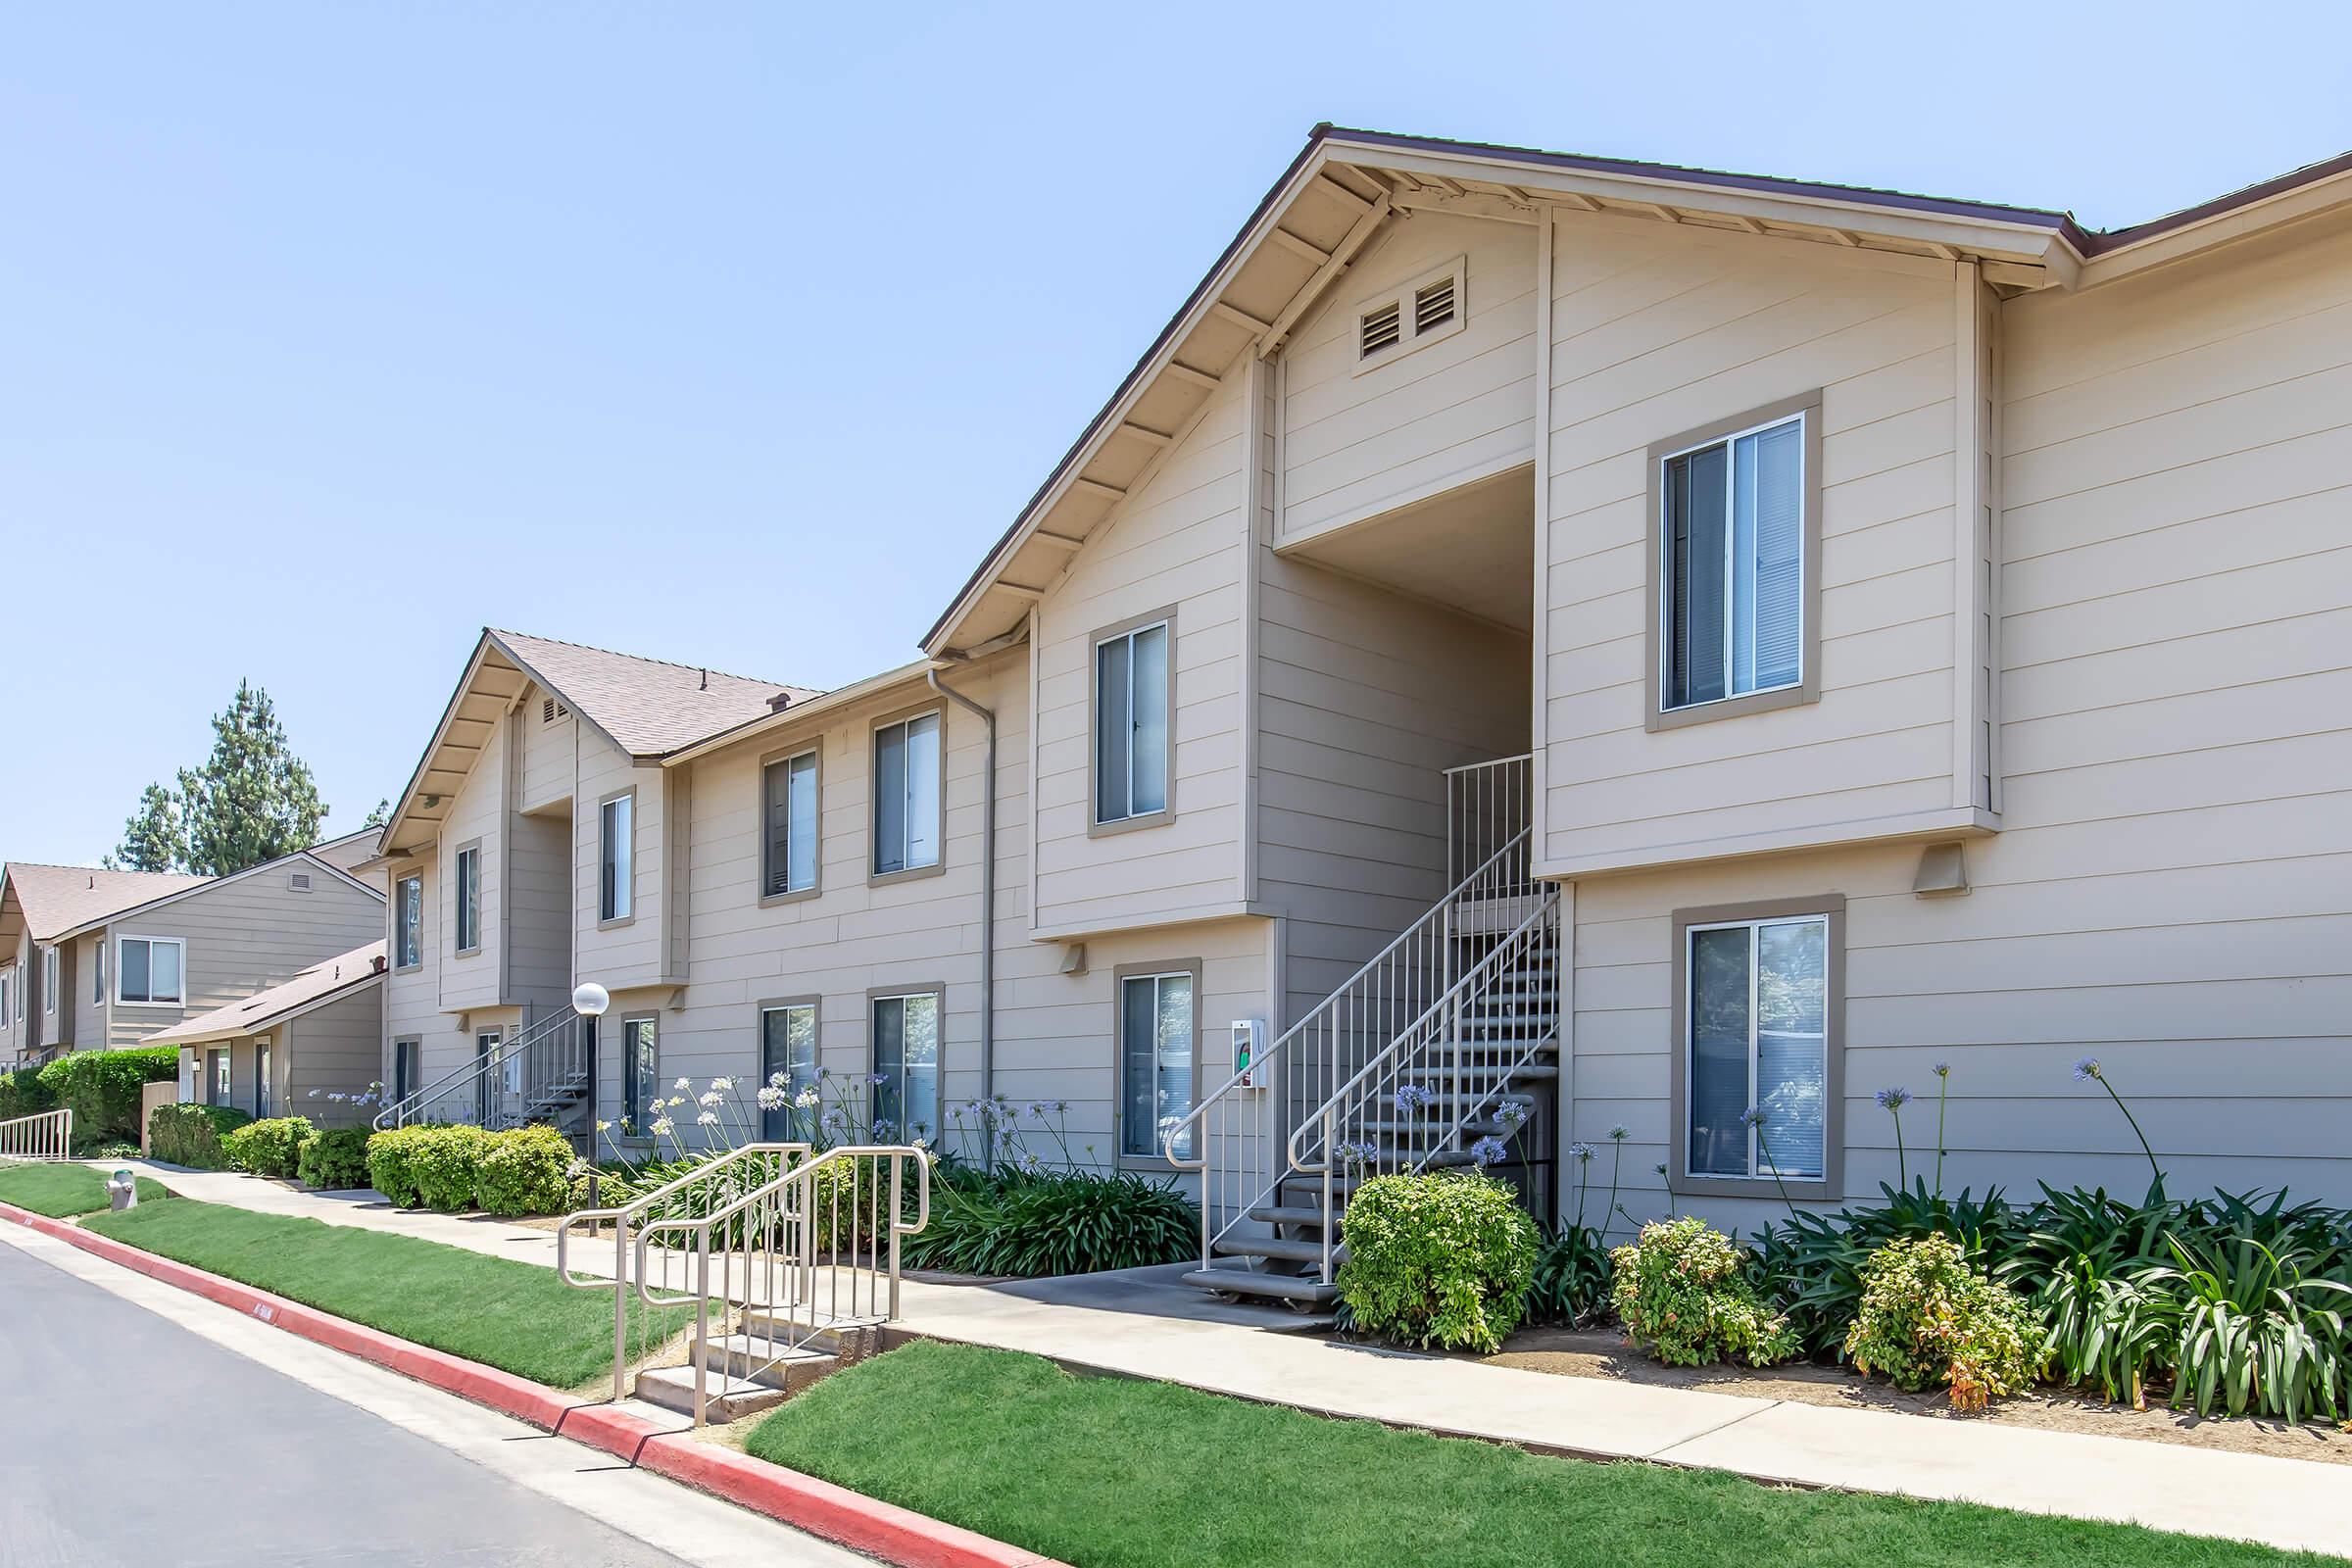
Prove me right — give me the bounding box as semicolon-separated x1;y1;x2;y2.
888;1154;904;1320
612;1213;629;1403
693;1230;710;1427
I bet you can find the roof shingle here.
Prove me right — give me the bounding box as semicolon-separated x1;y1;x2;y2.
2;863;213;942
488;629;824;757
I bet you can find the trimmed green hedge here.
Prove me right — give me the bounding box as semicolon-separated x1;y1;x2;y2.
0;1063;55;1122
296;1126;373;1191
148;1102;253;1168
37;1047;178;1148
476;1125;573;1216
367;1123;575;1215
220;1115;315;1179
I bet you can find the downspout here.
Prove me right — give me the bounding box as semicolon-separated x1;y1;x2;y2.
926;664;996;1155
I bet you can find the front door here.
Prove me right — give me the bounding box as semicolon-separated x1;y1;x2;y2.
760;1003;816;1142
474;1031;502;1125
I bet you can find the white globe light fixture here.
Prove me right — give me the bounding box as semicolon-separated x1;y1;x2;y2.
570;981;611;1019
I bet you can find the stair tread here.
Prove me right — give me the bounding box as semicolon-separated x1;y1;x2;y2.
1211;1235;1333;1264
1246;1204;1332;1227
1181;1268;1337;1304
634;1364;773;1397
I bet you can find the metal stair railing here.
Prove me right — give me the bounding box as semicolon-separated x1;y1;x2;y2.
1163;820;1540;1269
0;1108;72;1162
371;1005;589;1131
556;1141;808;1401
1288;891;1561;1282
630;1146;932;1426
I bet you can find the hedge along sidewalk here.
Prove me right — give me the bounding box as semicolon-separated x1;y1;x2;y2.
751;1341;2333;1568
0;1198;1067;1568
78;1198;689;1389
0;1163;172;1218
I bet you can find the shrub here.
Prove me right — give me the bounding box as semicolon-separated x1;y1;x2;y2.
1844;1233;2046;1411
296;1127;374;1191
1997;1182;2180;1404
1336;1171;1539;1354
149;1102;252;1169
367;1124;434;1207
1611;1217;1796;1368
37;1046;178;1147
906;1165;1198;1278
476;1125;576;1216
0;1064;55;1122
2157;1230;2351;1424
1526;1221;1614;1328
1750;1180;2023;1357
220;1115;315;1179
408;1124;495;1211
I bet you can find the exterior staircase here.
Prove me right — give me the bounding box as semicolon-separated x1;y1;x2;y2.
372;1004;593;1137
1168;755;1559;1308
634;1308;877;1421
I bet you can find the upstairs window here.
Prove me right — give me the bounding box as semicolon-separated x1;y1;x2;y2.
1094;617;1171;827
1655;400;1816;721
394;874;423;969
454;846;481;954
872;711;941;878
600;793;634;922
1352;256;1467;371
762;750;819;898
41;947;57;1013
119;936;185;1005
91;938;105;1004
0;969;12;1024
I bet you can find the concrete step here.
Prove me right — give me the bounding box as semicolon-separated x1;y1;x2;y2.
735;1308;882;1359
703;1333;843;1389
633;1364;789;1422
1212;1234;1333;1266
1181;1267;1338;1307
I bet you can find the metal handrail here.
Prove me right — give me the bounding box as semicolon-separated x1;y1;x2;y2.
0;1108;72;1162
557;1140;808;1402
630;1146;931;1427
372;1004;585;1131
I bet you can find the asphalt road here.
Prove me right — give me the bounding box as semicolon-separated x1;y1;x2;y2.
0;1237;711;1567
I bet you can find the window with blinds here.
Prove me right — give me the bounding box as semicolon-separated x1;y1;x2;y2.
1662;412;1805;711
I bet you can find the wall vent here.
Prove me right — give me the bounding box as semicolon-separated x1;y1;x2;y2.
288;871;313;892
1358;300;1401;359
1351;256;1468;373
542;697;568;725
1414;275;1455;334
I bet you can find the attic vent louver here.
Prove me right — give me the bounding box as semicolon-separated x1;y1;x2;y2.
289;871;313;892
542;697;568;725
1414;275;1455;334
1358;300;1401;358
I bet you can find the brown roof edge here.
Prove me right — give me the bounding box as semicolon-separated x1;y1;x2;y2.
2081;146;2352;256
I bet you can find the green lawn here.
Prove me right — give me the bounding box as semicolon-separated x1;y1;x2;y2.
748;1342;2324;1568
81;1199;694;1389
0;1162;171;1218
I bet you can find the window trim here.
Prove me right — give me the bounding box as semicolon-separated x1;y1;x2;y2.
1644;391;1824;732
390;1036;421;1104
115;934;188;1008
42;947;57;1014
255;1035;274;1119
864;982;946;1143
757;994;823;1141
758;744;824;906
1350;254;1469;374
867;702;949;887
1668;894;1845;1202
452;840;484;957
90;936;105;1005
208;1046;230;1106
1088;607;1178;838
1112;957;1203;1172
597;787;637;928
392;871;425;972
618;1011;661;1144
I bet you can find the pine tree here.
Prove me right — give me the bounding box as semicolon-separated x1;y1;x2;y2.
175;680;326;876
112;783;187;872
362;797;391;829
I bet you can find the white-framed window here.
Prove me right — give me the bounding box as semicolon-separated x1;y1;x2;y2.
91;939;105;1004
118;936;186;1006
208;1048;229;1105
622;1015;659;1135
1119;967;1197;1161
600;792;634;922
869;990;940;1143
1094;620;1170;826
760;1002;818;1142
41;947;57;1013
762;750;819;898
1685;913;1830;1183
1660;410;1807;712
1352;255;1466;371
391;1038;420;1104
454;846;481;954
256;1037;274;1118
871;712;942;877
0;968;13;1025
394;874;423;969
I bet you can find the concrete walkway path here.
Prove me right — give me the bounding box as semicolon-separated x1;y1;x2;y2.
105;1160;2352;1559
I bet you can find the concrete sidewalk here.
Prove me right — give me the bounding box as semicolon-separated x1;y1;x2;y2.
109;1160;2352;1558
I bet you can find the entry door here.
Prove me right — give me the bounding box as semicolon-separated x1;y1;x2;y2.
760;1004;816;1142
475;1031;503;1124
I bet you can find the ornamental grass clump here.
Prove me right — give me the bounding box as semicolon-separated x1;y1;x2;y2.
1843;1233;2046;1411
1610;1216;1795;1367
1337;1171;1538;1354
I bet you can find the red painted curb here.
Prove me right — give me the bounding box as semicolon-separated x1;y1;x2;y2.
0;1198;1066;1568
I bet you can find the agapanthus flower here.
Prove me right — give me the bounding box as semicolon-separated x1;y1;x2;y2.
1335;1139;1380;1168
596;1120;612;1133
1025;1101;1050;1121
1494;1102;1531;1131
651;1116;675;1137
673;1077;692;1093
709;1077;734;1094
871;1118;897;1140
756;1087;786;1111
868;1072;891;1087
696;1110;719;1127
794;1087;820;1109
1017;1150;1047;1174
1609;1124;1631;1142
1874;1086;1913;1111
1566;1142;1595;1163
821;1107;851;1134
1394;1084;1437;1113
768;1071;790;1090
2074;1056;2102;1082
698;1090;723;1107
1740;1105;1766;1129
1932;1061;1951;1078
1469;1136;1508;1167
1652;1162;1669;1178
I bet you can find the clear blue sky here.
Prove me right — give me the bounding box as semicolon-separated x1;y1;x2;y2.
4;4;2345;864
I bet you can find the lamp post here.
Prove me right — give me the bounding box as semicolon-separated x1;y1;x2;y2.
571;983;612;1200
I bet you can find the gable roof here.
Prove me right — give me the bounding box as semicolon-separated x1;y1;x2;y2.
145;941;386;1048
378;628;827;858
921;124;2352;655
49;848;382;945
0;864;212;947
